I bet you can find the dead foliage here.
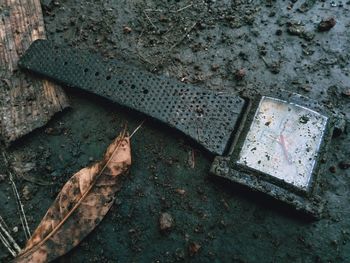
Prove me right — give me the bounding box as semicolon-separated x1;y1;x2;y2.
13;133;131;263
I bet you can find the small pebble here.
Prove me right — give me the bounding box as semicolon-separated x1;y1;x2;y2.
175;189;186;195
0;174;6;182
235;68;246;80
275;29;283;36
268;11;276;17
342;89;350;97
45;127;55;135
123;26;132;34
333;116;346;137
329;166;336;173
269;62;280;74
287;21;305;36
301;85;312;92
339;161;350;170
188;242;201;256
159;15;168;22
211;64;220;71
318;18;336;32
13;226;18;233
159;212;173;232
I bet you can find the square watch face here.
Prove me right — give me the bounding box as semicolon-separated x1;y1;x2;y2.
237;96;328;190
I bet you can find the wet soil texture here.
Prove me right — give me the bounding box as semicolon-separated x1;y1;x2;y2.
1;0;350;262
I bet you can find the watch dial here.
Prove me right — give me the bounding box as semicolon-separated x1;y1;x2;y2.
237;96;328;190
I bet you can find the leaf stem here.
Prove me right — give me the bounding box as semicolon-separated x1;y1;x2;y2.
0;215;21;257
2;152;31;240
130;120;146;139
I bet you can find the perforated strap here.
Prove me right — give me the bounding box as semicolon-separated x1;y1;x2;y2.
19;40;246;155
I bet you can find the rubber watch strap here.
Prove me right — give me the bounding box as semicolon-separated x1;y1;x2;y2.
19;40;246;155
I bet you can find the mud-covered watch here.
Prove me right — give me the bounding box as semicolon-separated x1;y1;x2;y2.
18;40;335;219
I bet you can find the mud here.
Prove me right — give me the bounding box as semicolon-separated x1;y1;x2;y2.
1;0;350;262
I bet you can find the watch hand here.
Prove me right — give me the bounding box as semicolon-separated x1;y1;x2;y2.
279;135;293;164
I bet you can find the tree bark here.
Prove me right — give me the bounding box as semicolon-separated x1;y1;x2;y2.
0;0;69;144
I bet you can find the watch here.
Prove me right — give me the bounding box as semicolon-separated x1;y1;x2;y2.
19;40;335;219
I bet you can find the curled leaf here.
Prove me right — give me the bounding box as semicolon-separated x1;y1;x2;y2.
14;133;131;263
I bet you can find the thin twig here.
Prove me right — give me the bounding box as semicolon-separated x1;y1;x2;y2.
191;149;195;169
136;28;156;66
0;216;11;233
170;22;197;50
0;215;21;256
22;175;55;186
143;11;158;30
0;232;17;257
2;152;31;240
130;120;146;139
175;3;193;13
11;174;31;241
260;56;269;67
144;8;164;12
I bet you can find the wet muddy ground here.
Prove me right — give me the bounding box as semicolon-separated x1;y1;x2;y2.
1;0;350;262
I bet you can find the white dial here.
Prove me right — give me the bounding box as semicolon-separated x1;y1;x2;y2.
237;96;328;190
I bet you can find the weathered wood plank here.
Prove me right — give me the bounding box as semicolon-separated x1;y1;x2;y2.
0;0;69;144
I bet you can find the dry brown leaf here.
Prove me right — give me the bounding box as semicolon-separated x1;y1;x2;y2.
13;133;131;263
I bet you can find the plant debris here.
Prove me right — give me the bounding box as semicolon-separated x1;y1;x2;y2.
297;0;316;13
2;153;31;241
0;216;21;257
286;21;314;41
188;242;201;256
13;132;131;263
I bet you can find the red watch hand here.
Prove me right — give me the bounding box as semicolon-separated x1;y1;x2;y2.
279;135;293;164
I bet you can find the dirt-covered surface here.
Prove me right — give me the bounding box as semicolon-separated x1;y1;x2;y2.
1;0;350;262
